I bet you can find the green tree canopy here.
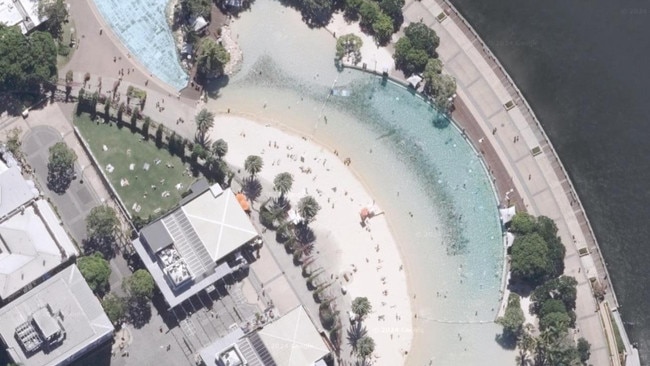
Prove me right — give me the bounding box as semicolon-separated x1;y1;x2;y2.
371;13;394;45
77;253;111;294
355;335;375;359
0;27;57;95
244;155;264;177
511;212;537;235
87;205;118;239
427;74;456;113
531;276;578;314
577;337;591;364
335;34;363;63
197;38;230;78
297;195;321;223
195;108;215;146
101;293;126;324
393;37;429;76
351;297;372;320
403;22;439;57
510;213;566;279
510;233;553;286
294;0;335;27
47;141;77;193
358;1;381;29
496;293;525;337
539;311;571;332
379;0;405;30
273;172;294;199
39;0;68;38
180;0;211;19
212;138;228;159
122;269;155;302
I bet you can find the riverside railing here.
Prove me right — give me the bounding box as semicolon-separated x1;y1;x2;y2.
437;0;619;309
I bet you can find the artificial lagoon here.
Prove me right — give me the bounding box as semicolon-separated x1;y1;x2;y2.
90;0;515;361
209;0;514;363
92;0;188;90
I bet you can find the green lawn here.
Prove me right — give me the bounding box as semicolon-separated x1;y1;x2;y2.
74;113;197;220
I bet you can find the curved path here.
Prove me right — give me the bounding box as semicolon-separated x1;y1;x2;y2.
396;0;639;364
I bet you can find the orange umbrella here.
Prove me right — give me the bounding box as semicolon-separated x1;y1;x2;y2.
236;193;250;211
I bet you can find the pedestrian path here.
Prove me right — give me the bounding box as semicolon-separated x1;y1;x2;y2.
398;0;636;364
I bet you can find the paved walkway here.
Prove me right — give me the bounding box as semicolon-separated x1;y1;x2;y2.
398;1;633;365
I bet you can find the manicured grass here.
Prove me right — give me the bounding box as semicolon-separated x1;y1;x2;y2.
74;113;197;220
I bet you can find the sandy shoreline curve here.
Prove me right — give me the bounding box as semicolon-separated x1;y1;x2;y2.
210;113;414;365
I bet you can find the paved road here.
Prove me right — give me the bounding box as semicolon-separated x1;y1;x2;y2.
23;125;99;243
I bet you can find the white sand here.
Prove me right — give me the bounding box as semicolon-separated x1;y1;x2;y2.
326;13;396;73
211;114;413;365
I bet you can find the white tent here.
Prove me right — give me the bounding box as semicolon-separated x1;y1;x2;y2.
499;206;516;224
192;16;208;32
407;75;423;87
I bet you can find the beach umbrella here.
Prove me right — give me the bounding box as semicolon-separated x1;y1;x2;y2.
360;207;370;222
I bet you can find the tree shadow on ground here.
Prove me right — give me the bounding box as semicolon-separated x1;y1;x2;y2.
507;280;535;298
203;75;230;99
127;298;152;329
432;113;450;129
152;290;178;330
242;177;262;203
495;331;518;350
83;236;118;260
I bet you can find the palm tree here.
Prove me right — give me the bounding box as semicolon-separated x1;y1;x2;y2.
244;155;263;177
516;325;535;366
273;172;294;200
212;138;228;159
197;38;231;77
355;336;375;360
346;322;368;350
195;108;215;147
351;297;372;320
297;195;321;223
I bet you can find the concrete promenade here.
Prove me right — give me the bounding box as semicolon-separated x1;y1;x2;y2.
399;0;639;364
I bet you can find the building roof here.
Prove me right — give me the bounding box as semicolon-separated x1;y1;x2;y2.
0;203;77;301
140;220;174;253
0;165;38;219
0;265;114;366
0;0;48;34
136;183;257;308
181;186;258;262
256;306;330;366
199;306;329;366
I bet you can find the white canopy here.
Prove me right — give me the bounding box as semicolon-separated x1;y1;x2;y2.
407;75;423;87
499;206;516;224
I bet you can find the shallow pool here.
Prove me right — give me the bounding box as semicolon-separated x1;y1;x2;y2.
92;0;189;90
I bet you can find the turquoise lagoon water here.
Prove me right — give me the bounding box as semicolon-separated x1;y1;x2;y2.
215;61;511;362
212;1;513;361
92;0;188;90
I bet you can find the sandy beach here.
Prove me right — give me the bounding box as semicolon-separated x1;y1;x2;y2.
210;114;413;365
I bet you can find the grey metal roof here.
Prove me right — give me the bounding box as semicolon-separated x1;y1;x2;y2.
161;209;214;277
141;220;174;253
0;265;114;366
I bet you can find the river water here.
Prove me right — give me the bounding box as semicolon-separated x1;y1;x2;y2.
449;0;650;362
